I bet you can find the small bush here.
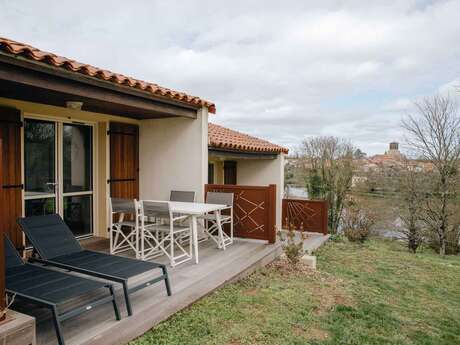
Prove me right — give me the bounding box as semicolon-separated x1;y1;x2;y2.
342;199;375;243
329;233;345;243
406;228;423;253
278;222;307;265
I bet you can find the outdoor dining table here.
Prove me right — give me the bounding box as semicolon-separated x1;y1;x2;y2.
144;200;229;264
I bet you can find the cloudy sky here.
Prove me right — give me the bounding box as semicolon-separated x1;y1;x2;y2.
1;0;460;155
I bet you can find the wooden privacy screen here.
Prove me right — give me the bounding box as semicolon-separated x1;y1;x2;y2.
0;107;23;248
109;122;139;199
282;199;328;234
205;184;276;243
0;139;5;320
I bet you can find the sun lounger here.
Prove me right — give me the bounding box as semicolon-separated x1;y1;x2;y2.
4;236;120;345
18;214;172;317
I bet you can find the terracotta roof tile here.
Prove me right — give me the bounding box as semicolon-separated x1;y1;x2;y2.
0;36;216;113
208;123;288;154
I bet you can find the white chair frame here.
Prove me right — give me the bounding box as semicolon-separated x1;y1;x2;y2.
109;198;139;258
138;201;193;267
200;192;234;250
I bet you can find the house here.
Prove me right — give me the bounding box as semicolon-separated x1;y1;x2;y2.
0;35;289;248
208;123;288;228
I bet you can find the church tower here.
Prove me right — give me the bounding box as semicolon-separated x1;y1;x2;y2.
387;142;401;159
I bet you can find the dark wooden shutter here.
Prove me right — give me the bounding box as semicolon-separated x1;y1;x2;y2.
0;107;23;248
0;138;5;320
208;163;215;184
108;122;139;199
224;161;237;185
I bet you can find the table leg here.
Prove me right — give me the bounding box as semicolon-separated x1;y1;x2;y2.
192;215;199;264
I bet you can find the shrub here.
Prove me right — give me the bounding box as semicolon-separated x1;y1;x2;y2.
342;199;375;243
329;233;345;243
406;227;424;254
278;222;307;265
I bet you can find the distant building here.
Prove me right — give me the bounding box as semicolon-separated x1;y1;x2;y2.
387;142;402;159
355;142;434;178
368;142;404;166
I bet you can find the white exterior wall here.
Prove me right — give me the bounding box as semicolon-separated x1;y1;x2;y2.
236;154;285;230
139;107;208;202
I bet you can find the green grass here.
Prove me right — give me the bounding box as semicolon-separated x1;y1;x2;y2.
129;239;460;345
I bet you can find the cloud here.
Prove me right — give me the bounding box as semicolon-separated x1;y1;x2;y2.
1;0;460;155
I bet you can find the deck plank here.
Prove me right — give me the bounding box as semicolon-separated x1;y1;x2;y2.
26;238;280;345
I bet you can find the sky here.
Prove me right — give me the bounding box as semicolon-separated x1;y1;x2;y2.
1;0;460;155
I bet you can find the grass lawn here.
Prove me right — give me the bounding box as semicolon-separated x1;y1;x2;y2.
129;239;460;345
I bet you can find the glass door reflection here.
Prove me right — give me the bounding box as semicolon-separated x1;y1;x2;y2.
62;123;93;237
24;119;57;216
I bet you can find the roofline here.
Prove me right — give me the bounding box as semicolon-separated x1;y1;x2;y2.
0;36;216;113
208;123;289;154
0;51;207;114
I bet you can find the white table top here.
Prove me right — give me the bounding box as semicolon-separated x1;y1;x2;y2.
144;200;228;215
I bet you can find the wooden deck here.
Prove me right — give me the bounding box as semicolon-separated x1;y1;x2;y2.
24;238;281;345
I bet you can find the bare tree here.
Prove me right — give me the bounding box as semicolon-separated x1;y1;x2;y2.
299;136;355;233
398;160;426;253
402;95;460;255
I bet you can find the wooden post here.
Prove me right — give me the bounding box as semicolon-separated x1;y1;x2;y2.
0;139;5;321
267;184;277;244
281;199;287;230
204;184;209;201
322;200;329;235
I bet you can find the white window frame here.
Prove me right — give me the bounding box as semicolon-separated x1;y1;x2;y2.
21;113;98;240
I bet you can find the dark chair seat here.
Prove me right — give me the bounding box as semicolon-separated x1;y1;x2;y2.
6;264;107;305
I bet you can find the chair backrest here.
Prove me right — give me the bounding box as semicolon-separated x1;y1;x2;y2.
4;235;24;270
17;214;83;260
206;192;234;206
140;201;172;219
170;190;195;202
110;197;137;214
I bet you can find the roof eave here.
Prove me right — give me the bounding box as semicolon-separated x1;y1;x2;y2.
0;51;212;113
209;144;287;155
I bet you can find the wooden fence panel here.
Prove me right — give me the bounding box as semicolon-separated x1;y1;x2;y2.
205;184;276;243
282;199;328;234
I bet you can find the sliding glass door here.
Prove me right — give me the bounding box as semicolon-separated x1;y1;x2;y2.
24;118;94;238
